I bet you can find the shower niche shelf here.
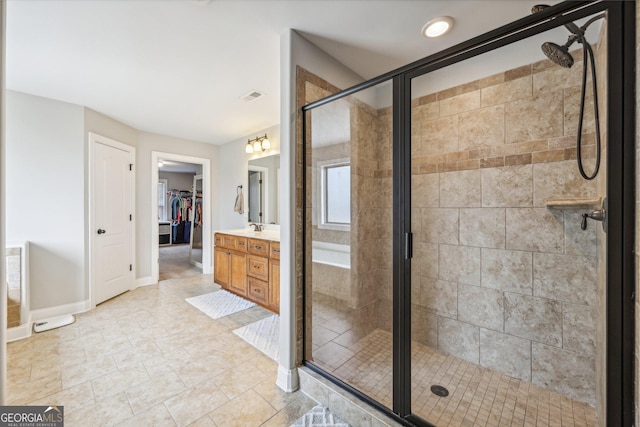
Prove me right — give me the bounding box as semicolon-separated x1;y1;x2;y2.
545;197;602;210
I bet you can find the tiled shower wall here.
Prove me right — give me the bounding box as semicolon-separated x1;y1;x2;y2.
374;49;601;406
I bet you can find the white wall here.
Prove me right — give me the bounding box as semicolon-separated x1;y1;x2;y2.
136;131;219;279
6;91;85;310
217;123;280;230
276;29;366;391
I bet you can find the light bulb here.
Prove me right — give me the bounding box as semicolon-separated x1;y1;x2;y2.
245;141;253;153
261;138;270;150
254;140;262;151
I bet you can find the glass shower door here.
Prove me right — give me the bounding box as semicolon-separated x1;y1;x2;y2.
305;80;395;410
408;13;606;425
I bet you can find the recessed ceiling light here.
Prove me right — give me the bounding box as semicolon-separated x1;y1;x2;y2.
422;16;454;38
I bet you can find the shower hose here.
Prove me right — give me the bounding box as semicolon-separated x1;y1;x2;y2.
576;38;601;181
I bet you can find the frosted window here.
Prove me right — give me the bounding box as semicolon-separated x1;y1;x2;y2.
325;165;350;224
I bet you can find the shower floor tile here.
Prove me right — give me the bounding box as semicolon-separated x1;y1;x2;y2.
311;328;598;427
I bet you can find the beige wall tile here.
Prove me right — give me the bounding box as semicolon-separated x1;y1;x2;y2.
413;242;439;279
440;169;482;207
481;165;533;207
565;85;596;137
458;284;504;331
439;244;481;286
533;253;597;306
504;293;562;346
481;248;533;295
419;278;458;318
563;303;597;356
481;75;533;107
439;90;481;117
531;342;595;406
421;208;459;245
411;306;438;347
505;91;564;144
479;329;531;382
533;61;584;94
506;208;564;253
458;105;505;151
416;115;459;156
564;211;597;257
459;208;506;249
412;173;439;207
438;317;480;364
533;160;597;207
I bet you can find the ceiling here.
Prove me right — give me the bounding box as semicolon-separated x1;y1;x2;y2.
7;0;571;146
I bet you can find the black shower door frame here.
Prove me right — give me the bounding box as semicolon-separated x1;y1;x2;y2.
302;2;635;426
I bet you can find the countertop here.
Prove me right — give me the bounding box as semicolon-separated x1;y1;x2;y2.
215;228;280;242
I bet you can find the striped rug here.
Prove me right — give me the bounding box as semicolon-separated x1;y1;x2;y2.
186;290;255;319
233;314;279;361
290;406;351;427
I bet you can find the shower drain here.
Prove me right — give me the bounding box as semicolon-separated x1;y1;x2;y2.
430;385;449;397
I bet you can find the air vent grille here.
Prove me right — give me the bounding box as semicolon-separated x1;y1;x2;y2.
241;90;264;102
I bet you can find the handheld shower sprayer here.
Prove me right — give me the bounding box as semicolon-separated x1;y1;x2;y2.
531;5;606;180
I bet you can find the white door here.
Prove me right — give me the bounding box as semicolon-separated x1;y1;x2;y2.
92;135;134;305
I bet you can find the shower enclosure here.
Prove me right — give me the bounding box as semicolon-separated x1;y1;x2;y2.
301;2;634;426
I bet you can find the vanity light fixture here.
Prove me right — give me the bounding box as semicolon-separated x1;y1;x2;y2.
246;133;270;153
422;16;454;38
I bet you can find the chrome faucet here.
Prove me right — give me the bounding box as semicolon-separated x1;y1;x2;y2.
249;223;263;232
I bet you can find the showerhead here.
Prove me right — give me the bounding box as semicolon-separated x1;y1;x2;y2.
541;41;574;68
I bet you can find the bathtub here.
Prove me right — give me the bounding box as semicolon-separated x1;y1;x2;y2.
312;240;350;269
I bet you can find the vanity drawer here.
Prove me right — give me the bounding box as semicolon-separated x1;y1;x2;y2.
216;234;247;252
247;254;269;281
269;242;280;260
248;238;269;257
233;237;247;252
248;277;268;305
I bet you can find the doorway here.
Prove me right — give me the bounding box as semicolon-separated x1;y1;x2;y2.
151;152;212;284
301;2;634;426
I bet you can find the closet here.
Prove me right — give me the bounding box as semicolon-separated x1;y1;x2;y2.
168;190;193;244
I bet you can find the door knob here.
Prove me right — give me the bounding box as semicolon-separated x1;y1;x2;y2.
97;229;106;235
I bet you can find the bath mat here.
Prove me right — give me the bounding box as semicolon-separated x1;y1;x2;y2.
186;290;255;319
290;405;350;427
233;314;280;361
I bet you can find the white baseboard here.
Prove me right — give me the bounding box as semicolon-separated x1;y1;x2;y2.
276;365;299;393
8;300;91;342
135;276;156;287
6;322;32;342
30;299;91;322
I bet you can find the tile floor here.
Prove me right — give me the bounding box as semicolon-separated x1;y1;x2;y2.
159;244;202;281
7;274;318;426
313;327;598;427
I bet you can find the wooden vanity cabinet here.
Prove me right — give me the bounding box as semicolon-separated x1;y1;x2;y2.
213;234;247;295
214;233;279;313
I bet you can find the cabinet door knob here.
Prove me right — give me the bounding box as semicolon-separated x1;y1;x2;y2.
97;229;106;235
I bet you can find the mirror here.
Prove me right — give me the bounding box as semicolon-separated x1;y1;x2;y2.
248;154;280;224
189;175;203;267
